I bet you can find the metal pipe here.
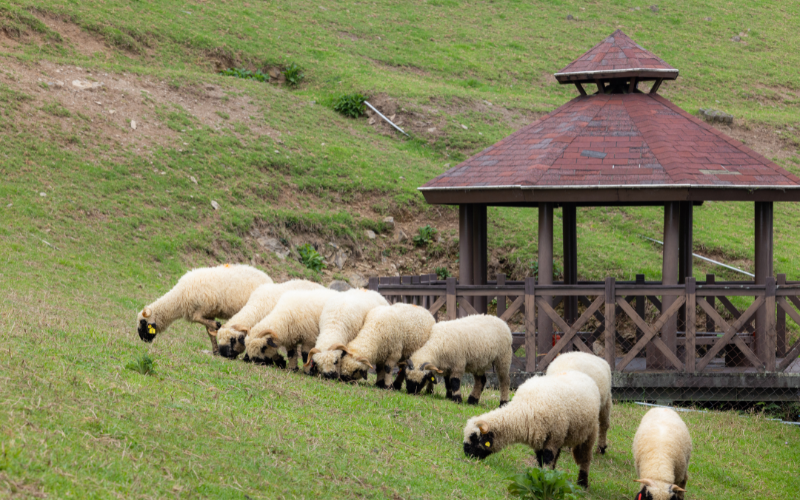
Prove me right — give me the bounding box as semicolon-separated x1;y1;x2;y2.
363;101;409;136
643;236;754;277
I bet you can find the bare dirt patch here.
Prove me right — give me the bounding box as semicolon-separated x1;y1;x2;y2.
370;59;430;77
31;11;109;58
713;120;799;162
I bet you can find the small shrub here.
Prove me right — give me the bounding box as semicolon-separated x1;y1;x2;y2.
413;225;437;247
435;266;451;280
298;243;325;272
125;354;156;375
333;93;367;118
219;68;270;82
282;63;304;87
507;468;582;500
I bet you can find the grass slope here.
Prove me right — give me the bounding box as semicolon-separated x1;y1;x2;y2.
1;0;800;498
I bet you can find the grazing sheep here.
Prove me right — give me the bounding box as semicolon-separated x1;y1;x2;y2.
337;303;435;388
216;280;324;360
632;408;692;500
463;371;600;489
136;264;272;354
244;288;339;370
546;352;612;454
405;314;512;406
303;289;389;379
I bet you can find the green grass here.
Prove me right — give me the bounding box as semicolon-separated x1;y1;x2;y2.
1;0;799;497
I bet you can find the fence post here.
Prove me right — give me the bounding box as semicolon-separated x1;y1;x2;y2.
765;276;777;371
705;274;715;334
777;274;786;358
604;277;616;370
685;277;696;373
497;273;507;318
446;277;457;321
368;277;379;292
412;275;420;306
525;277;536;372
635;274;646;357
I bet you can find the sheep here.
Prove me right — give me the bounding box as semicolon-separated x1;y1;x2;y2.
463;370;600;489
216;280;324;360
303;289;389;379
546;351;612;454
136;264;272;354
632;408;692;500
244;288;340;371
404;314;512;406
336;303;435;388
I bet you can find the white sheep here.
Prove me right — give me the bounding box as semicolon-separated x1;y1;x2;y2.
336;303;435;388
216;280;324;360
243;288;340;371
546;351;612;454
632;408;692;500
463;371;600;489
404;314;512;406
136;264;272;354
303;289;389;379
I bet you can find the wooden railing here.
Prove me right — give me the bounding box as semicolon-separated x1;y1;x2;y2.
369;274;800;374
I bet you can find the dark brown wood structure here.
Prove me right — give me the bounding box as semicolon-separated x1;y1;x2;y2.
373;31;800;400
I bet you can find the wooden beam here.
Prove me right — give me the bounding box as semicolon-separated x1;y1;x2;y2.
459;204;473;315
537;203;554;362
616;295;686;371
755;201;774;362
446;277;457;321
595;79;605;94
575;82;587;96
652;202;680;369
649;78;664;94
686;277;696;373
524;277;536;372
696;297;765;372
472;204;488;314
628;77;637;94
605;277;616;369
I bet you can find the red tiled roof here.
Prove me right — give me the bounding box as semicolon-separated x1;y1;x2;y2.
554;30;678;83
421;93;800;194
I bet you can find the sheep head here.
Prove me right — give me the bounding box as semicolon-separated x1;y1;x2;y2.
217;324;249;359
463;419;496;460
310;344;348;380
633;480;685;500
136;307;158;342
339;348;373;383
244;329;282;366
404;360;440;395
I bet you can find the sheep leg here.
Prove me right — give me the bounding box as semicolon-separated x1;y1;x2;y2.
597;398;611;454
467;373;486;405
285;346;299;372
375;364;388;388
392;366;406;391
192;313;221;354
424;378;435;394
448;372;463;404
444;375;452;399
494;358;511;407
541;448;559;469
675;476;688;500
572;437;594;489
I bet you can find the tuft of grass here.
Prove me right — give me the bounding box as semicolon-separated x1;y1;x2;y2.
297;243;325;272
435;266;451;280
125;354;156;375
41;101;71;118
219;67;270;82
413;224;437;247
333;93;367;118
282;62;304;87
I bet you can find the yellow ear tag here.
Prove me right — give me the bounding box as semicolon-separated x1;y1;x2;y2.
148;325;156;334
431;376;436;382
485;441;491;447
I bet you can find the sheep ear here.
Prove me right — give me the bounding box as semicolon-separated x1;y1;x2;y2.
142;307;152;318
303;348;321;368
253;328;274;339
328;343;350;355
633;479;656;488
427;365;444;374
670;485;686;493
356;357;374;370
230;325;249;334
477;421;490;435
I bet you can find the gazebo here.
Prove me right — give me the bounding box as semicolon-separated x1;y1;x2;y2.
381;31;800;398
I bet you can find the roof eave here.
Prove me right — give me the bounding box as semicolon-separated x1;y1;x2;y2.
554;68;679;83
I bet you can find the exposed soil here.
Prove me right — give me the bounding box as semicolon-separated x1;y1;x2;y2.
32;11;110;58
714;120;798;163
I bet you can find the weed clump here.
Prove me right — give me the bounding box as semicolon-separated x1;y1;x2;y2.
413;225;437;247
220;67;270;82
297;243;325;272
125;354;156;375
507;468;582;500
435;266;451;280
333;93;367;118
282;63;304;87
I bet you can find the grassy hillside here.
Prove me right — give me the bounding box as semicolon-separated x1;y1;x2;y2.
1;0;799;498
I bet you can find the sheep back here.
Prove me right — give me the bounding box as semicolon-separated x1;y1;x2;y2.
632;408;692;499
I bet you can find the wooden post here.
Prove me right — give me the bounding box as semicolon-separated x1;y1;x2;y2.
765;276;777;371
604;277;616;369
651;202;680;369
368;277;379;292
635;274;646;356
706;274;715;334
575;82;587;96
755;202;774;363
459;204;474;316
496;273;507;318
538;203;554;359
778;274;787;357
525;277;536;372
472;204;488;314
563;204;578;326
411;275;420;305
446;277;457;321
685;277;696;373
401;275;412;303
678;201;693;333
650;78;663;94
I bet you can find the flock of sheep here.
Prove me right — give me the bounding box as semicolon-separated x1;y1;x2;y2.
136;264;692;498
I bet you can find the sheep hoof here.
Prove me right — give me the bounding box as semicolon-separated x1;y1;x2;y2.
392;380;404;391
577;470;589;489
499;400;509;408
467;396;480;405
598;446;607;455
215;321;222;330
375;380;388;389
450;395;463;404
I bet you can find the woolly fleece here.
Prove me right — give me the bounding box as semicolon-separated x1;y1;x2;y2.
632;408;692;500
546;352;612;453
406;314;512;405
137;264;272;353
216;280;324;358
309;289;389;379
244;288;339;370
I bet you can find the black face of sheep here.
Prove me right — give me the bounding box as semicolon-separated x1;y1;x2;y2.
138;319;157;342
635;488;655;500
272;354;287;369
219;336;244;359
463;430;496;460
340;369;368;383
406;371;438;395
